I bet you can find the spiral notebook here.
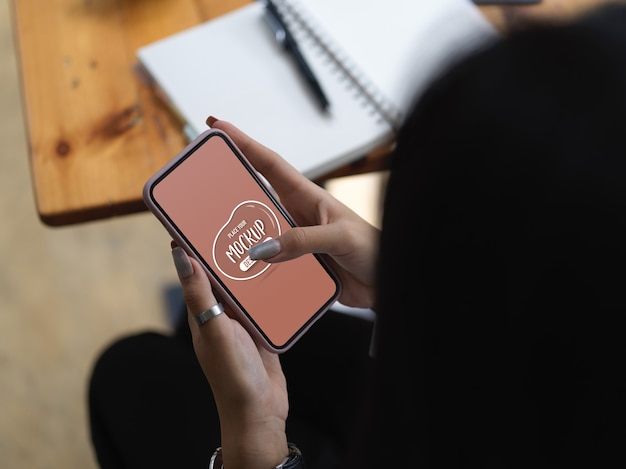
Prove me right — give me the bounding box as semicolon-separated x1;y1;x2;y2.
137;0;497;179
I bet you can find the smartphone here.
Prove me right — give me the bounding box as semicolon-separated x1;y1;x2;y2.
143;129;341;353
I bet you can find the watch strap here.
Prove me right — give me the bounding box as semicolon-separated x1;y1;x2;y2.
208;443;305;469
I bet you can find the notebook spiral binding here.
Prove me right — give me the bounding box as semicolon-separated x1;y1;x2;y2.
276;0;404;130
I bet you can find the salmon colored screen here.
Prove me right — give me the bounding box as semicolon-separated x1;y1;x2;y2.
150;133;339;349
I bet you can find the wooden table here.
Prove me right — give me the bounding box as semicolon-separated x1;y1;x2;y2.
10;0;615;226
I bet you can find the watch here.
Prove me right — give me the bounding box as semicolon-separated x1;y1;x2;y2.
208;442;304;469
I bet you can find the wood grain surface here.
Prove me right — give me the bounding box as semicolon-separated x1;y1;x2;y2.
10;0;619;225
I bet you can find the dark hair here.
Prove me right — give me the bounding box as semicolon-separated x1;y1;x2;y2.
355;5;626;467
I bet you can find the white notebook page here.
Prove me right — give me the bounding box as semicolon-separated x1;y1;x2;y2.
138;3;392;180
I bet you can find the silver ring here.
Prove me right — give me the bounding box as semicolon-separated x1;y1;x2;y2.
195;303;225;326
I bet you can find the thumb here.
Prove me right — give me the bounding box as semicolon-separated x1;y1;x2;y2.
248;224;349;263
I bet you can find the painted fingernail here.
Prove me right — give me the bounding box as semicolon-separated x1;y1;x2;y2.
172;247;193;278
206;115;219;127
248;239;281;260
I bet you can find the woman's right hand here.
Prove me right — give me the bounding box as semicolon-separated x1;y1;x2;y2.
208;117;381;309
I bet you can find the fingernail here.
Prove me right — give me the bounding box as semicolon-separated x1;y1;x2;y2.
172;247;193;278
248;239;281;260
206;115;218;127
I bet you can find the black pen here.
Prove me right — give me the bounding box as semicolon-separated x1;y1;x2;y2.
263;0;331;112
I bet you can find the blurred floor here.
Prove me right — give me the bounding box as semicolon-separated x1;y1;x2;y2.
0;1;387;467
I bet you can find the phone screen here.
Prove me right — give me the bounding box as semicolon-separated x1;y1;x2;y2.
146;131;340;351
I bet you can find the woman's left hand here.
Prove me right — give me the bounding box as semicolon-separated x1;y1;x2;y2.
171;245;290;469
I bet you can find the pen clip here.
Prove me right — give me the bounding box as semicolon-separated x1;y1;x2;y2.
263;9;287;46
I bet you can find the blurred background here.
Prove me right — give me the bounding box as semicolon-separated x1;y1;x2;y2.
0;1;386;466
